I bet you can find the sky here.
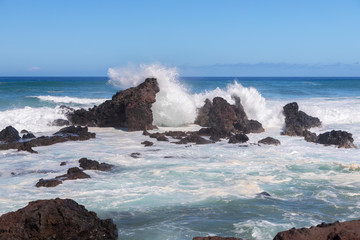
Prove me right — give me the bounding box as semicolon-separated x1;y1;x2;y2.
0;0;360;76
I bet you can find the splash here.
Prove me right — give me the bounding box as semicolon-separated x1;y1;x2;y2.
29;95;108;106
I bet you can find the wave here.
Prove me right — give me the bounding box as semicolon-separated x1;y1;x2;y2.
0;106;68;133
29;95;108;106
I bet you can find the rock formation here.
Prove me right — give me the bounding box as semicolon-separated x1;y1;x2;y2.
79;158;114;171
0;198;118;240
67;78;159;131
258;137;281;146
0;126;21;143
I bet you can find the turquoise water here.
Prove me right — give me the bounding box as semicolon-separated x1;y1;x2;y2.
1;75;360;239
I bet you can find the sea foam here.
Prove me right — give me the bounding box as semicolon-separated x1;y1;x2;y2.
29;95;108;106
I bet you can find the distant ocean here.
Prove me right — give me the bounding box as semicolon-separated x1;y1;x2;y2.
1;73;360;239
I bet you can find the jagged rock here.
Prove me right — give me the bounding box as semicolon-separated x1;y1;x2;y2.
54;126;96;140
36;178;62;188
273;220;360;240
304;130;318;143
143;130;150;136
197;127;222;141
258;137;281;146
141;140;154;146
51;119;70;126
130;152;141;158
0;198;118;240
317;130;355;148
148;132;169;141
193;237;244;240
20;129;29;134
78;158;114;171
56;167;90;181
17;142;38;154
67;78;160;131
175;132;212;145
282;102;321;136
22;132;36;139
0;126;20;143
195;98;212;126
228;133;249;144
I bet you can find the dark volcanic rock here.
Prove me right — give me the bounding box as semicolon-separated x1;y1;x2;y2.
17;142;38;154
130;152;141;158
258;137;281;146
79;158;114;171
54;126;96;140
317;130;355;148
193;237;244;240
165;131;188;139
304;130;318;143
273;220;360;240
175;132;212;145
228;133;249;144
196;96;264;137
22;132;36;139
60;161;67;166
56;167;90;180
141;140;154;146
149;132;169;141
282;102;321;136
0;126;20;143
36;178;62;188
51;118;70;126
68;78;160;131
0;198;118;240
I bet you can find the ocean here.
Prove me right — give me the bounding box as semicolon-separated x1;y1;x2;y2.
1;68;360;239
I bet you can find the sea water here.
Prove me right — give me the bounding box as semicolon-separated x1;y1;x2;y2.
1;66;360;239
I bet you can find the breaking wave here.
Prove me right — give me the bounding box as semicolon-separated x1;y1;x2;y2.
29;95;108;106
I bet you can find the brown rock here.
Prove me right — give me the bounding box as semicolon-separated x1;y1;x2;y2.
175;132;212;145
258;137;281;146
56;167;91;180
36;178;62;188
0;126;20;143
141;140;154;147
0;198;118;240
78;158;114;171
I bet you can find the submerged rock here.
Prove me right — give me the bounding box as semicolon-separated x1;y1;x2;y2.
141;140;154;147
273;220;360;240
0;198;118;240
130;152;141;158
79;158;114;171
175;132;212;145
67;78;160;131
0;126;20;143
258;137;281;146
282;102;321;136
36;178;62;188
56;167;91;181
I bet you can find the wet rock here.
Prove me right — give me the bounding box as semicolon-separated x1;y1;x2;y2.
317;130;355;148
17;142;38;154
258;137;280;146
193;237;244;240
51;118;70;126
273;220;360;240
36;178;62;188
56;167;90;180
20;129;29;134
194;98;212;127
141;140;154;146
143;130;150;136
197;127;222;141
303;130;318;143
228;133;249;144
68;78;160;131
54;126;96;140
60;161;66;166
256;191;271;197
164;131;188;139
22;132;36;139
148;132;169;141
78;158;114;171
0;198;118;240
282;102;321;136
175;132;212;145
130;152;141;158
0;126;20;143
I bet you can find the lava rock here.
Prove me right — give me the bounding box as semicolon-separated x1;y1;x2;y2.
141;140;154;147
273;220;360;240
60;161;67;166
317;130;355;148
175;132;212;145
0;126;20;143
54;126;96;140
56;167;91;180
282;102;321;136
130;152;141;158
67;78;160;131
228;133;249;144
36;178;62;188
164;131;188;139
194;98;212;127
0;198;118;240
51;119;70;126
17;142;38;154
258;137;281;146
22;132;36;139
78;158;114;171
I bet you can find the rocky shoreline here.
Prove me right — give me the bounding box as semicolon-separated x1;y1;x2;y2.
0;78;358;239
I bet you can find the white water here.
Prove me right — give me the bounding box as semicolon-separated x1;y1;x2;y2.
29;95;108;106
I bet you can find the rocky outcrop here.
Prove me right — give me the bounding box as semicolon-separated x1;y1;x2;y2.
79;158;114;171
193;237;244;240
196;96;264;139
67;78;160;131
36;178;62;188
0;126;96;153
0;126;20;143
228;133;249;144
0;198;118;240
51;118;70;126
273;220;360;240
282;102;321;136
56;167;91;180
175;132;212;145
317;130;355;148
258;137;281;146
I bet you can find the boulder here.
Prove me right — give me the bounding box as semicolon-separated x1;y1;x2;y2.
258;137;281;146
67;78;160;131
0;198;118;240
51;119;70;126
317;130;355;148
228;133;249;144
0;126;20;143
175;132;212;145
36;178;62;188
273;220;360;240
282;102;321;136
54;126;96;140
22;132;36;139
56;167;90;181
78;158;114;171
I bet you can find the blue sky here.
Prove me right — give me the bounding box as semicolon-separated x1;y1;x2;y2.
0;0;359;76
